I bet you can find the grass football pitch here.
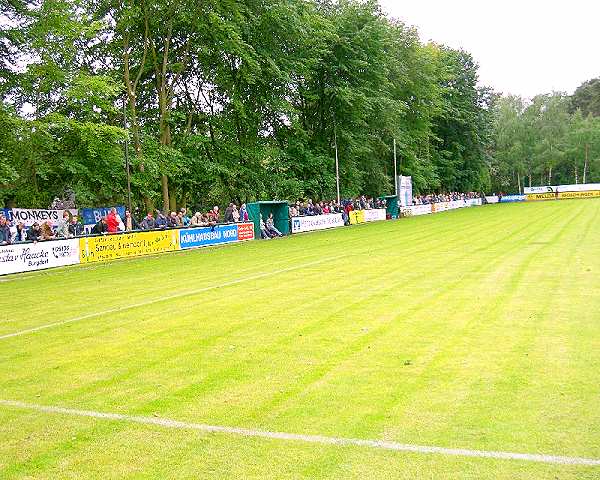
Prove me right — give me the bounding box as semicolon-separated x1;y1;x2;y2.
1;199;599;479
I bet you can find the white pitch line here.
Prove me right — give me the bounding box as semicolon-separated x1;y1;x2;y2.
0;400;598;467
0;255;345;341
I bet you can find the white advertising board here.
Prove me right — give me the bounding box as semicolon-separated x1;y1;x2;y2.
7;208;78;227
0;238;80;276
401;205;432;216
291;213;345;234
363;209;386;222
524;184;600;194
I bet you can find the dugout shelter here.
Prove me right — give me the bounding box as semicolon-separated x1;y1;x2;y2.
246;201;290;238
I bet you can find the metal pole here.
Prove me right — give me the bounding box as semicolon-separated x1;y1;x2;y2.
393;138;398;197
123;97;132;213
334;122;340;204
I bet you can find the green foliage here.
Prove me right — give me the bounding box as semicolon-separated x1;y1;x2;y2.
491;90;600;193
1;0;496;210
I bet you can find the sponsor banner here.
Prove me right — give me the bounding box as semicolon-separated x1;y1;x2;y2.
448;200;464;210
557;184;600;193
79;230;179;264
465;198;483;207
558;190;600;199
0;239;80;276
485;196;499;204
433;202;448;212
81;206;126;227
527;192;557;201
400;205;432;217
237;222;255;241
499;195;526;203
6;208;78;227
179;224;241;249
398;175;413;207
363;209;386;222
349;210;365;225
291;214;344;234
524;186;557;194
525;184;600;194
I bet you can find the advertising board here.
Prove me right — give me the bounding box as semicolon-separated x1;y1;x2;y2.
291;214;345;234
79;230;179;264
0;239;80;276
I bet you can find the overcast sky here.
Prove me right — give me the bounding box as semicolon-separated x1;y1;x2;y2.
379;0;600;99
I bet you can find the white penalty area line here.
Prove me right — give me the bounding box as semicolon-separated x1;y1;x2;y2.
0;255;346;341
0;400;598;467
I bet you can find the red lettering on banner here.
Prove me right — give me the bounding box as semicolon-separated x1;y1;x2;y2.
237;223;255;241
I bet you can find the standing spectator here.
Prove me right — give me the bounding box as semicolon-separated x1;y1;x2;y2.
68;215;84;237
265;212;283;237
91;217;108;235
232;204;240;222
106;207;119;233
179;209;190;226
207;206;220;223
224;203;234;223
15;222;28;242
168;211;179;228
190;212;203;227
40;220;55;240
0;216;11;245
115;212;125;231
140;212;155;230
239;204;249;222
155;210;168;229
123;210;139;231
27;222;42;242
56;211;71;238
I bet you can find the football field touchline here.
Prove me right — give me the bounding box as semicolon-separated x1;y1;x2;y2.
1;400;598;467
0;255;347;341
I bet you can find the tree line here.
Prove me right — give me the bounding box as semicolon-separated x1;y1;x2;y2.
0;0;597;211
490;79;600;194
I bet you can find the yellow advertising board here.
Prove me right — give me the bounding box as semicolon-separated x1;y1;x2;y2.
79;230;180;264
349;210;366;225
526;193;557;201
558;190;600;199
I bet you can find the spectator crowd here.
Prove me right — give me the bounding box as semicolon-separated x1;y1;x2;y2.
0;191;482;246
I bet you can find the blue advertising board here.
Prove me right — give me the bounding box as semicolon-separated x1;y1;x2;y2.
81;206;126;226
179;224;240;249
499;195;526;203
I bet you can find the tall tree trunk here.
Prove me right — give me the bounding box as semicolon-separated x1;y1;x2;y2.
548;165;552;185
123;22;152;212
517;171;522;194
584;143;589;184
575;162;578;184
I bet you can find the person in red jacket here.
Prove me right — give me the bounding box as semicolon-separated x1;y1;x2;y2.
106;207;119;233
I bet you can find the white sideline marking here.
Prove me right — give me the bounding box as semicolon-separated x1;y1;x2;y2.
1;400;598;466
0;256;345;341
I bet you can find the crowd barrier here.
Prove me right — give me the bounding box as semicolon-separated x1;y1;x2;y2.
291;213;345;234
499;195;526;203
4;186;599;276
401;198;482;217
349;208;386;225
1;222;255;275
524;183;600;194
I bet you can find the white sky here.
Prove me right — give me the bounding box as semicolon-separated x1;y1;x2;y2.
379;0;600;98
